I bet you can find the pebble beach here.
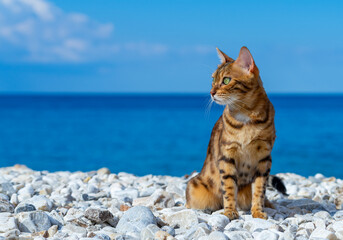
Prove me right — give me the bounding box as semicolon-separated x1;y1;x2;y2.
0;165;342;240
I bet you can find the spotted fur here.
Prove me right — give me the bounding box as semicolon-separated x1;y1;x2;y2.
186;46;285;220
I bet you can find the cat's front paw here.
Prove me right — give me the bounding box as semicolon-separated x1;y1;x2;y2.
252;210;267;219
223;209;239;220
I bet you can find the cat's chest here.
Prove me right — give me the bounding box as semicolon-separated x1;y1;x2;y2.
231;112;251;124
236;160;257;186
229;125;262;146
220;125;271;186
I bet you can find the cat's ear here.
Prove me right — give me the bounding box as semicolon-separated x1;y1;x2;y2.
235;46;257;74
216;47;233;64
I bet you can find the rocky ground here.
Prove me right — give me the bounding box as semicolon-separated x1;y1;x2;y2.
0;165;342;240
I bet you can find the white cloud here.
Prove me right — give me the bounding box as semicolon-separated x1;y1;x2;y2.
0;0;213;63
0;0;173;63
0;0;117;62
20;0;54;21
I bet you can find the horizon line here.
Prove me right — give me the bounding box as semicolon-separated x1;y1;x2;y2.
0;91;343;96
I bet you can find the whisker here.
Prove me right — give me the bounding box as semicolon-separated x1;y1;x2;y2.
216;94;249;112
204;96;214;119
203;95;212;109
233;98;248;106
232;101;247;111
225;97;249;112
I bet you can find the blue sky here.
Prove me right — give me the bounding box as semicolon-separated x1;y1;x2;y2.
0;0;342;93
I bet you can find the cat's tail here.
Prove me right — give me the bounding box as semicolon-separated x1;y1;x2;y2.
268;175;288;196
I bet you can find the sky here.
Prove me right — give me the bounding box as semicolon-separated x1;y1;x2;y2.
0;0;342;93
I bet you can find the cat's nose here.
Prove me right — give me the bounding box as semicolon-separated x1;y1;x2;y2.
210;90;216;96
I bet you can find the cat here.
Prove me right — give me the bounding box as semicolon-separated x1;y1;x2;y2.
185;46;286;220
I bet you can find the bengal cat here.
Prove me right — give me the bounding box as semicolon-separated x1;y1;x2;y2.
186;46;286;220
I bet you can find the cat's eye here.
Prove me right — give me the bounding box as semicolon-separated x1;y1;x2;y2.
223;77;231;85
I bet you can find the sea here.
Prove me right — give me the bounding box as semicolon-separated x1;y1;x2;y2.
0;94;342;178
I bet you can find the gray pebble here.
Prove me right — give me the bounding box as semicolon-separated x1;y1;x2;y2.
0;194;9;201
161;225;175;236
116;206;156;234
0;182;15;196
0;200;14;213
84;207;113;223
255;230;279;240
62;223;87;238
225;230;253;240
140;224;160;240
209;231;228;240
15;203;36;213
333;210;343;220
17;211;51;233
165;209;198;229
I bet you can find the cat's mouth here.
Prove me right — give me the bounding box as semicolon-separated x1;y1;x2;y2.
212;95;228;105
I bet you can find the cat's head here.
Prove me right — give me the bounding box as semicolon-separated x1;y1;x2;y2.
210;46;262;106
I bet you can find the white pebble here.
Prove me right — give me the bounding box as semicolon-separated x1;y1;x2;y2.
310;228;337;240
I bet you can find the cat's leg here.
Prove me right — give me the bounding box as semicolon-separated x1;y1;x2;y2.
236;182;273;211
186;175;222;211
237;183;252;211
264;198;274;209
218;156;239;220
251;155;272;219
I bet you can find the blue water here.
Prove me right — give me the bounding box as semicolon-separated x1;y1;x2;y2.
0;94;342;178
